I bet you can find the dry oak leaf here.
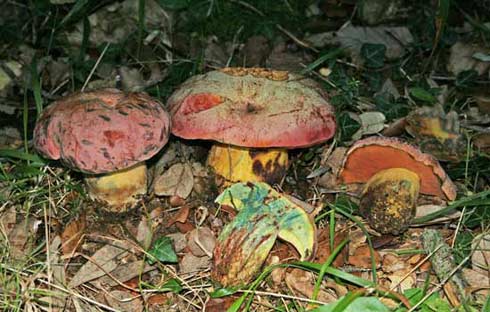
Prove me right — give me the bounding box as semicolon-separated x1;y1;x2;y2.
153;163;194;199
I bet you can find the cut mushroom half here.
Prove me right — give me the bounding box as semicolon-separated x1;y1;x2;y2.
33;88;171;210
338;136;457;234
168;67;336;185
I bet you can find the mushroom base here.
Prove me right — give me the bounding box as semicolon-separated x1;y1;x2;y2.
85;162;147;211
207;144;288;185
360;168;420;235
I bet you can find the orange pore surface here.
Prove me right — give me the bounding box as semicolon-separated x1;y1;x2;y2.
340;145;444;198
181;93;223;115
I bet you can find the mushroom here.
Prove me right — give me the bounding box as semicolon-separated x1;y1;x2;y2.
168;67;336;184
33;88;171;210
338;136;457;234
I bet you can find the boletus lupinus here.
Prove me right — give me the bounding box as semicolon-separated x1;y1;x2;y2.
168;67;336;185
34;88;171;211
338;136;457;235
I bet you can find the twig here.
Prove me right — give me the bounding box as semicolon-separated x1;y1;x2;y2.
81;42;110;92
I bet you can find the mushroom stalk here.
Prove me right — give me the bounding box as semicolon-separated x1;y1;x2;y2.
85;162;148;209
359;168;420;235
207;143;288;185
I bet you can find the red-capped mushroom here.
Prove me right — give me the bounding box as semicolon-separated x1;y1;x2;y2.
168;67;336;184
338;136;457;234
33;88;171;210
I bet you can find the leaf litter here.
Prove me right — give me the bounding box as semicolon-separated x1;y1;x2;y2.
1;1;490;311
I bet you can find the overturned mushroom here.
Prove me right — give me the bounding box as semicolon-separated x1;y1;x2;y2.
33;88;171;210
168;67;336;184
338;136;457;234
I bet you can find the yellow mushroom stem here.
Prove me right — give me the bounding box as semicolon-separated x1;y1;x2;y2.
207;143;288;185
360;168;420;235
84;162;147;211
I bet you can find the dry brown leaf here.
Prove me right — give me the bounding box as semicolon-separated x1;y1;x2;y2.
7;217;41;259
315;229;348;267
348;245;380;269
285;268;338;303
153;163;194;199
136;215;152;250
471;234;490;275
94;260;154;287
205;297;237;312
186;227;216;257
61;215;86;257
0;206;17;236
179;253;210;274
167;205;190;227
104;290;143;312
447;42;490;76
462;268;490;296
69;241;132;287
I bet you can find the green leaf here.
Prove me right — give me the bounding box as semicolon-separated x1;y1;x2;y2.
156;0;190;10
147;236;178;264
310;296;390;312
338;112;361;142
455;69;478;88
374;94;410;121
409;87;436;103
361;43;386;68
159;279;182;293
210;287;238;298
213;182;315;287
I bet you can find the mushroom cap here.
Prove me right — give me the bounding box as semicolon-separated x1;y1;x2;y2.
338;136;457;200
33;88;171;174
168;67;336;148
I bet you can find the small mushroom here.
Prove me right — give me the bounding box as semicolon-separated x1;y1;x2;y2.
33;88;171;210
168;67;336;184
338;136;457;234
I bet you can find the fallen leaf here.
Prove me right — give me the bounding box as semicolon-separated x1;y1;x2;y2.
148;236;178;264
136;215;152;250
69;241;131;287
167;205;190;227
179;253;210;274
447;42;490;76
212;182;316;287
104;290;143;312
7;216;41;259
352;111;386;140
415;204;460;223
0;206;16;236
337;23;413;64
205;297;238;312
462;268;490;296
471;234;490;275
348;245;380;269
186;227;216;257
285;268;338;303
61;215;86;257
153;163;194;199
94;260;154;287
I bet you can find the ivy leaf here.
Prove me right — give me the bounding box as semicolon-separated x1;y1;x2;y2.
361;43;386;68
147;236;178;264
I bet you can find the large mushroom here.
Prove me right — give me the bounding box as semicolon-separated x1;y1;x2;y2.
33;88;171;210
168;67;336;184
338;136;457;234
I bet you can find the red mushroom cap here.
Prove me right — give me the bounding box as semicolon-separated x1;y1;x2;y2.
168;67;336;148
338;136;457;201
33;88;170;174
